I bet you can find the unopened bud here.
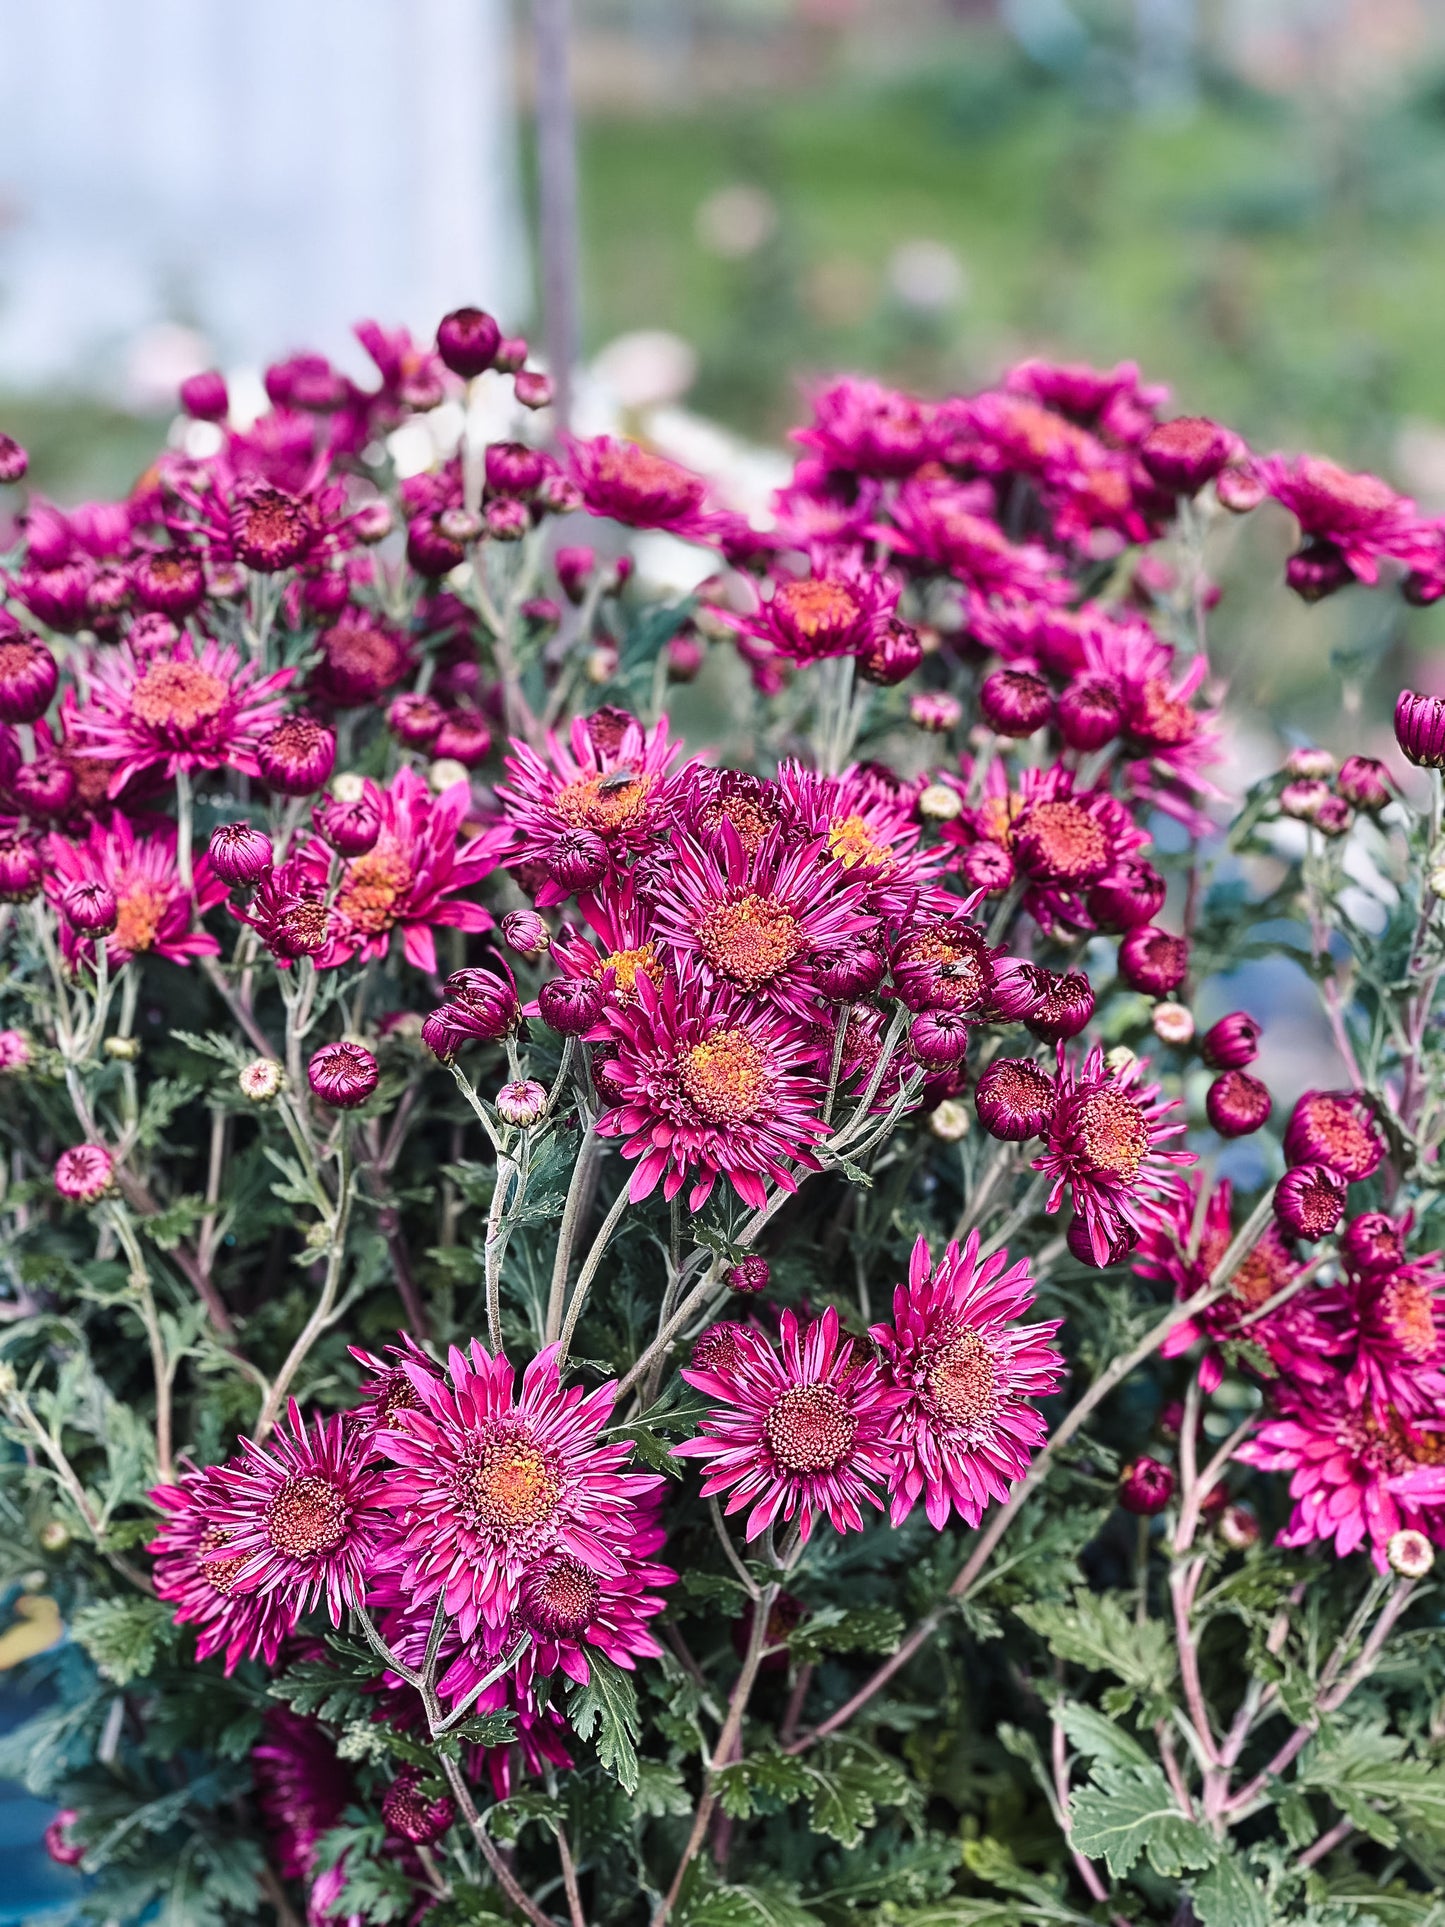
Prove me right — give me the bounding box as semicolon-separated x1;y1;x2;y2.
928;1099;970;1142
496;1079;548;1128
1151;1002;1195;1047
239;1059;285;1103
104;1035;140;1061
1387;1528;1434;1580
1104;1045;1138;1078
917;783;962;822
427;758;471;793
38;1519;70;1553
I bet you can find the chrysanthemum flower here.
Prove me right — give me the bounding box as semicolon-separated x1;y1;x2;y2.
565;435;714;536
776;762;942;922
252;1709;357;1897
211;1400;389;1627
881;476;1070;602
792;375;950;476
69;637;294;792
349;1333;444;1433
642;824;875;1022
376;1339;660;1638
149;1464;298;1673
1254;454;1425;586
676;1307;907;1542
871;1232;1064;1528
1283;1088;1384;1183
1034;1044;1193;1265
729;562;900;665
45;815;225;969
1316;1252;1445;1415
292;767;508;974
596;968;828;1209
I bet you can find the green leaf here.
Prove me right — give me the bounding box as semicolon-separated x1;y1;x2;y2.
1192;1852;1272;1927
1051;1701;1153;1770
70;1594;173;1686
1067;1763;1217;1879
675;1878;820;1927
963;1836;1068;1908
787;1603;906;1665
715;1749;813;1821
1298;1723;1445;1851
634;1759;692;1818
566;1650;641;1794
803;1739;912;1848
1015;1589;1174;1708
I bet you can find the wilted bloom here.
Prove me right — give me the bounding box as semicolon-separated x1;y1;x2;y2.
677;1307;905;1542
1119;1456;1175;1515
1201;1012;1261;1070
497;1079;548;1127
975;1058;1055;1141
873;1233;1063;1528
308;1041;379;1109
55;1143;114;1203
1206;1070;1272;1138
1284;1089;1383;1182
1274;1163;1346;1242
256;714;336;795
0;632;58;725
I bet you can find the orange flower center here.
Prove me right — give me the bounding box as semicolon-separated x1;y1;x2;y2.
198;1525;245;1595
1017;799;1110;880
827;813;891;872
265;1475;347;1558
772;578;860;641
464;1437;561;1535
555;771;653;837
926;1329;999;1432
595;441;699;505
131;661;228;733
698;891;803;986
764;1383;856;1474
1075;1088;1150;1181
1131;677;1197;748
336;838;413;935
681;1028;772;1125
601;942;659;1002
1381;1277;1438;1361
114;881;168;953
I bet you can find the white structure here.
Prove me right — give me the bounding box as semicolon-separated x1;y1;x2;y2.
0;0;529;395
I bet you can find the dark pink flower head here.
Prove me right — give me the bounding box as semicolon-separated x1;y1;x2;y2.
981;668;1052;738
1118;925;1189;996
231;860;334;964
872;1232;1063;1529
209;821;273;885
1009;766;1149;907
1256;454;1423;586
566;435;712;536
349;1332;444;1434
1318;1252;1445;1415
1085;859;1166;934
313;782;382;857
1119;1456;1175;1514
0;632;59;725
884;477;1070;602
1201;1011;1261;1070
1139;416;1238;496
54;1142;114;1203
1034;1044;1192;1266
975;1057;1056;1141
179;370;229;421
774;761;943;923
230;484;316;572
597;969;828;1211
726;1256;770;1295
736;563;900;666
45;816;224;969
252;1708;356;1891
382;1768;454;1846
256;713;336;796
149;1464;296;1673
793;375;949;476
0;828;45;902
1394;690;1445;770
131;549;206;618
436;305;501;377
1206;1070;1272;1138
0;433;29;484
1274;1164;1347;1243
676;1307;906;1543
1021;968;1096;1044
308;1040;379;1109
314;613;411;707
1337;754;1391;812
891;915;998;1016
1341;1212;1409;1276
376;1337;660;1637
70;637;294;793
1284;1089;1383;1182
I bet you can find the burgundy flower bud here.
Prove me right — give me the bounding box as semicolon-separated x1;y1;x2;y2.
381;1768;454;1848
523;597;563;635
514;369;554;410
485;496;530;542
58;879;117;935
436;306;501;378
441;967;521;1041
495;334;528;374
813;941;886;1001
1118;1455;1176;1516
406;514;466;578
388;691;446;750
980;668;1052;738
433;708;492;767
1056;675;1123;752
667;631;705;682
1274;1162;1346;1243
496;1079;549;1127
486;441;551;496
1085;859;1166;933
179;369;229;420
1206;1069;1272;1138
1201;1012;1261;1070
1023;969;1095;1043
314;789;382;856
256;714;336;796
131;550;206;618
501;909;550;958
10;755;75;816
1280;778;1330;822
555;545;596;604
308;1040;379;1109
232;486;314;573
961;842;1015;895
0;633;58;724
545;828;609;893
1066;1213;1138;1268
87;567;130;618
1314;794;1354;839
1340;1211;1406;1276
420;1009;464;1063
1337;754;1391;813
1286;538;1353;603
856;620;923;687
1118;925;1189;996
1284;1089;1383;1181
43;1810;84;1867
538;473;584;515
538;975;604;1036
1286;746;1335;779
1396;688;1445;768
209;822;274;885
726;1256;770;1295
988;958;1048;1024
0;829;44;901
974;1057;1055;1141
351;498;394;544
909;1008;970;1070
0;434;29;485
1139;416;1236;496
1215;463;1266;513
54;1143;114;1203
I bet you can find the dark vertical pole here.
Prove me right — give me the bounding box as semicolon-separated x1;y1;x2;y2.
531;0;580;433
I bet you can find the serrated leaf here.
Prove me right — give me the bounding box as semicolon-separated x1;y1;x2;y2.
1191;1852;1271;1927
787;1603;905;1665
70;1594;173;1686
1068;1762;1217;1879
1052;1701;1152;1770
1298;1723;1445;1850
566;1650;641;1793
1015;1589;1174;1709
675;1878;820;1927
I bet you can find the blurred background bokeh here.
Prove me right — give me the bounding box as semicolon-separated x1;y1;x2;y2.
4;0;1445;725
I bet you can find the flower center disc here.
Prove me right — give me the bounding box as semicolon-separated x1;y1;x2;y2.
266;1474;348;1558
926;1329;1000;1433
131;661;228;736
336;839;413;935
1017;800;1110;882
1382;1278;1438;1361
1299;1097;1376;1175
595;442;701;514
114;881;168;953
601;942;658;1001
764;1383;857;1475
198;1525;245;1595
681;1027;772;1125
555;772;652;837
522;1554;602;1637
773;578;859;642
697;892;803;986
1075;1088;1150;1181
464;1437;561;1536
827;813;891;872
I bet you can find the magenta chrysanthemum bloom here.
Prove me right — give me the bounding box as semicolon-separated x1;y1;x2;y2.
497;711;683;905
730;563;901;666
1316;1253;1445;1415
0;630;59;725
211;1400;389;1627
676;1307;907;1542
1255;453;1424;585
793;375;950;476
45;816;225;969
565;435;714;537
54;1142;114;1203
69;637;294;793
642;825;874;1023
256;713;336;796
376;1338;660;1638
292;766;508;974
308;1040;379;1109
871;1232;1064;1529
1033;1044;1193;1265
1283;1088;1384;1182
775;762;942;922
149;1464;295;1673
596;969;828;1209
882;477;1070;602
252;1709;357;1902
